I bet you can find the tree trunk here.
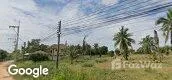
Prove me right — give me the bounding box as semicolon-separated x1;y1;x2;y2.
171;31;172;51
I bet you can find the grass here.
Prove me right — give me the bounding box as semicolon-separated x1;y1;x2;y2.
13;54;172;80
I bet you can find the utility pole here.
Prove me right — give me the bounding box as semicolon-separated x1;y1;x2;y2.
56;21;61;68
9;21;20;51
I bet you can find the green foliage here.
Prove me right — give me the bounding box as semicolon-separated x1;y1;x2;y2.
139;35;155;54
99;46;108;55
95;58;107;63
159;46;171;55
115;48;120;55
93;43;100;56
156;9;172;46
29;51;49;62
113;26;135;60
10;50;22;61
26;39;49;53
67;45;81;64
129;49;135;54
82;62;94;67
84;44;92;55
13;54;172;80
108;50;114;57
0;49;8;61
135;47;144;54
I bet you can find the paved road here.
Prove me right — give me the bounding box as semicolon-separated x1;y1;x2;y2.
0;61;14;80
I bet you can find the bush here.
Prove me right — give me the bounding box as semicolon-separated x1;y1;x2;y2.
29;51;49;62
10;50;23;61
0;49;8;61
108;50;114;57
82;62;94;67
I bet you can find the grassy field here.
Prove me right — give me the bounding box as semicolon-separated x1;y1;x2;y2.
13;54;172;80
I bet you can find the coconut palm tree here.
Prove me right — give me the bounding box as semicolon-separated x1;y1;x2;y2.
139;35;155;54
156;9;172;48
113;26;135;60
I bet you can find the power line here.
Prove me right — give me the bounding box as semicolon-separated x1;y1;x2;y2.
63;0;165;27
62;2;171;33
58;0;167;36
40;1;172;42
41;9;163;42
63;0;137;24
63;0;160;26
40;0;156;41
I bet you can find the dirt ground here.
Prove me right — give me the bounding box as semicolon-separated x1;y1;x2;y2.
0;61;14;80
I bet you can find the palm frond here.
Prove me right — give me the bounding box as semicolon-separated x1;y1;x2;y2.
156;17;168;25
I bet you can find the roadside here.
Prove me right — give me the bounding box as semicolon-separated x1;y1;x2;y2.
0;61;14;80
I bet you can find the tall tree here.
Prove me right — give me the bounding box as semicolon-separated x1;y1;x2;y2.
82;35;88;55
93;43;100;56
156;9;172;48
113;26;135;60
26;39;41;53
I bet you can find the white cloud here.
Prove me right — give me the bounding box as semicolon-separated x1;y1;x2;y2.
58;1;84;24
0;0;57;52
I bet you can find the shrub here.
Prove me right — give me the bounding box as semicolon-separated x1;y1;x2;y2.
108;50;114;57
29;51;49;62
10;50;23;61
82;62;94;67
0;49;8;61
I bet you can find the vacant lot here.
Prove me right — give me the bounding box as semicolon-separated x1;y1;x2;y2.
13;54;172;80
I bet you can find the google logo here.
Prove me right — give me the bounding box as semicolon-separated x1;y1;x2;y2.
8;64;48;78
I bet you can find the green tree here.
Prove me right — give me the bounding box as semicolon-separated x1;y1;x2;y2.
10;50;22;61
68;45;80;64
25;39;49;53
85;44;91;56
0;50;8;61
26;39;41;53
93;43;100;57
108;50;114;57
82;36;87;55
113;26;135;60
139;35;155;54
156;9;172;48
99;46;108;55
39;44;49;53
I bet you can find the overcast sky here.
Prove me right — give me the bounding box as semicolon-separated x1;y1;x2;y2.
0;0;172;52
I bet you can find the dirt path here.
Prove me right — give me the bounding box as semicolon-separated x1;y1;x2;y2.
0;61;14;80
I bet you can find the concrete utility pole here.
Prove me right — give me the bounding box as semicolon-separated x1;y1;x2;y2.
9;21;20;51
56;21;61;68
